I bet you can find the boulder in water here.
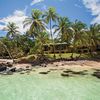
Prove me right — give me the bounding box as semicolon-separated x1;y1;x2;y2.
39;71;48;74
61;73;70;77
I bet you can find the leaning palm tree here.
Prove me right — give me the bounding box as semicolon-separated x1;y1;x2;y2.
43;7;58;58
71;20;87;59
23;9;46;38
0;39;14;62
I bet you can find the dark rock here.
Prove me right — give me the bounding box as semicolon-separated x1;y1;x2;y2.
9;67;16;72
0;66;7;72
92;72;100;79
56;65;58;67
39;72;48;74
26;66;30;68
63;70;73;73
16;68;24;72
20;72;25;74
61;73;70;77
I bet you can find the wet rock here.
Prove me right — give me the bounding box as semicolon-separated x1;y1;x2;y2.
9;67;16;72
56;65;58;67
26;66;30;68
0;66;7;72
39;71;48;74
92;72;100;79
93;69;100;72
20;72;25;74
63;70;73;73
61;73;70;77
16;68;24;72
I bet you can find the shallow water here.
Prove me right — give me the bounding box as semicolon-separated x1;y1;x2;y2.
0;71;100;100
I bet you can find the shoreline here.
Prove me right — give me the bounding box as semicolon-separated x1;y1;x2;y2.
0;59;100;75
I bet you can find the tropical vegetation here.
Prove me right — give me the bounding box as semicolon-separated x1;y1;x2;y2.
0;7;100;62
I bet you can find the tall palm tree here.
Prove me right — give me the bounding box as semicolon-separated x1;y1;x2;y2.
43;7;58;58
71;20;87;59
23;9;46;38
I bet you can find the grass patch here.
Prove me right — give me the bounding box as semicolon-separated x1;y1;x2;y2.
45;53;92;59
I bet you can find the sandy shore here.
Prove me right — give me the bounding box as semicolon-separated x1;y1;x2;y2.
13;60;100;71
0;59;100;71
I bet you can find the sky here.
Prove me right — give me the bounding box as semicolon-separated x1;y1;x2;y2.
0;0;100;36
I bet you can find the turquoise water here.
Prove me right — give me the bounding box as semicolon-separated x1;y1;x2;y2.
0;71;100;100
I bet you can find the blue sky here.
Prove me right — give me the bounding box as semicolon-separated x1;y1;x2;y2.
0;0;100;36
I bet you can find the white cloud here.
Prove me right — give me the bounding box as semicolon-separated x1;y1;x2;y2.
82;0;100;24
30;0;44;6
0;8;29;33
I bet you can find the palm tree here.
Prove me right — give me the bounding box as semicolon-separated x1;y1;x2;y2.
35;31;49;56
86;23;100;55
4;22;19;39
53;16;72;43
23;9;46;38
2;22;19;61
71;20;87;59
0;39;14;62
43;7;58;58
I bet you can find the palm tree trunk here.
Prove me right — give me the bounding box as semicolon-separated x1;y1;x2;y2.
0;41;14;63
50;18;56;59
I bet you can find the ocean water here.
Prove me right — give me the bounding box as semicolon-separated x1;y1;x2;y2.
0;71;100;100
